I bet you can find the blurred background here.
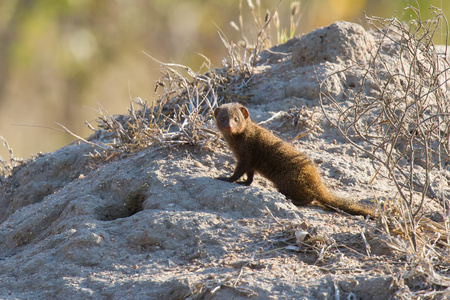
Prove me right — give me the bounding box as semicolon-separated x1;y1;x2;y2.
0;0;448;160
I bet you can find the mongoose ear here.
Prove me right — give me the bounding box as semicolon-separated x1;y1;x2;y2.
240;107;250;119
214;107;221;118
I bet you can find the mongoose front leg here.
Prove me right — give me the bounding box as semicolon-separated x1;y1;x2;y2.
217;161;249;183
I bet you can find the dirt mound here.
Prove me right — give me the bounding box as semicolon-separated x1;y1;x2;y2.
0;20;448;299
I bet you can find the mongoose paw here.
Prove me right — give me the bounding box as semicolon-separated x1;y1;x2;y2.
216;176;234;182
236;180;252;186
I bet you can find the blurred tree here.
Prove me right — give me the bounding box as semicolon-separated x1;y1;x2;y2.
0;0;448;160
0;0;36;107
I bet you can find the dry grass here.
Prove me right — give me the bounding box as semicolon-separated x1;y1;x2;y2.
76;0;297;159
0;1;300;170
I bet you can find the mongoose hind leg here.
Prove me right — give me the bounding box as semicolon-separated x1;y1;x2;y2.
278;189;314;206
217;170;254;186
240;171;254;185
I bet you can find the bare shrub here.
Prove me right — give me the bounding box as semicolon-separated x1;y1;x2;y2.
321;3;450;218
319;2;450;293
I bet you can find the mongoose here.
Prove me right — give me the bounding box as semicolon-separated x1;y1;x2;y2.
214;103;375;218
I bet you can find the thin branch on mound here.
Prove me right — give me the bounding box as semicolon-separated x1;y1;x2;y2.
55;123;112;152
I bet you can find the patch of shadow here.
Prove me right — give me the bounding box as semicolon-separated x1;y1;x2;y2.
339;276;397;300
12;200;70;248
96;191;145;221
158;278;191;299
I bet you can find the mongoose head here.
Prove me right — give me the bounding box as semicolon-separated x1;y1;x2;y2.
214;103;250;135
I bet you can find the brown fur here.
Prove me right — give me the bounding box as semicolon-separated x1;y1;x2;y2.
214;103;375;218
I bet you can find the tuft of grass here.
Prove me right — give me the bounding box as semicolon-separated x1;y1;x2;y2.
274;1;301;44
0;136;22;178
228;0;303;69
